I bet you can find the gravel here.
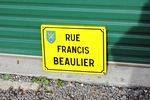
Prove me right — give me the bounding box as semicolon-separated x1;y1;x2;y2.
0;74;149;100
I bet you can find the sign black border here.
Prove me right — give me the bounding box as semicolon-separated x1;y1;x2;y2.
42;26;106;73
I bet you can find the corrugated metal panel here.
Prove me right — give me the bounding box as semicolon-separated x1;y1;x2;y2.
0;0;149;64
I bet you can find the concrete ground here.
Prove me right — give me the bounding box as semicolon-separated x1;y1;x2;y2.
0;54;150;87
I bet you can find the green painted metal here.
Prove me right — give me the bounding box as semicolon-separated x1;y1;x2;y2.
0;0;149;64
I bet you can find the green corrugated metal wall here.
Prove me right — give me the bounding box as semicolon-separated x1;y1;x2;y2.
0;0;150;64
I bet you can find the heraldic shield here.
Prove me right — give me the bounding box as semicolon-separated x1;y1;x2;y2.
46;31;56;44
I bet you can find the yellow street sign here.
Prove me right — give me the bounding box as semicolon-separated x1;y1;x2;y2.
41;25;107;74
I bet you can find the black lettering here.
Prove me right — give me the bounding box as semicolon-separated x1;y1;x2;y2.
77;46;82;54
54;57;58;65
80;58;83;66
85;47;89;54
70;58;76;66
76;34;80;41
66;34;80;41
59;57;64;65
62;46;66;53
66;34;70;41
67;46;72;53
89;59;94;67
76;58;80;66
71;46;77;53
82;47;84;54
84;59;88;66
71;34;75;41
57;45;61;52
54;57;94;67
65;58;70;65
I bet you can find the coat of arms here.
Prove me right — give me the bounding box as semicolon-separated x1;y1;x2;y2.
46;31;56;44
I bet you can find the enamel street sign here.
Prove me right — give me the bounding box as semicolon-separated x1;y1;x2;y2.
41;25;107;74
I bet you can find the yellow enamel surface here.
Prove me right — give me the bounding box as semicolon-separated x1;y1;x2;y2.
41;24;107;74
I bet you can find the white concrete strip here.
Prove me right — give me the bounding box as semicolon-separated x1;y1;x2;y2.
0;54;150;87
0;79;39;90
109;61;150;68
0;53;149;68
0;53;41;59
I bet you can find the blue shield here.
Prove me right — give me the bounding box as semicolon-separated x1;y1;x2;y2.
46;31;56;44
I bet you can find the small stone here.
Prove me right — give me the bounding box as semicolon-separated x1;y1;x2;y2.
81;84;84;87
